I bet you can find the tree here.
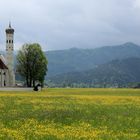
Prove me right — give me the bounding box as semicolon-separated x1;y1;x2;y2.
17;43;48;87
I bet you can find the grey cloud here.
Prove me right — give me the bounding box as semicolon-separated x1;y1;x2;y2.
0;0;140;50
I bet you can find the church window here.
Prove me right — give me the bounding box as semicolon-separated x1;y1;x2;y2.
12;40;13;43
9;40;11;43
6;40;8;43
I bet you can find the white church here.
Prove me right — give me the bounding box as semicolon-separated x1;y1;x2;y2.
0;23;15;87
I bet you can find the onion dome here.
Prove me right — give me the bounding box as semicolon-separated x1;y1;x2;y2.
5;22;14;34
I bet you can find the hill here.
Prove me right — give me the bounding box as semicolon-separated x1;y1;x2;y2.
46;42;140;77
47;57;140;87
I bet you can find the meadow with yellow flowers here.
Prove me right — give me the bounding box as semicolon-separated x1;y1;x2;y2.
0;88;139;140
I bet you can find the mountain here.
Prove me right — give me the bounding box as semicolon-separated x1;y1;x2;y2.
47;57;140;87
46;42;140;77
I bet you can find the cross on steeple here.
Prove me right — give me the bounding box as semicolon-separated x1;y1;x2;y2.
9;22;11;28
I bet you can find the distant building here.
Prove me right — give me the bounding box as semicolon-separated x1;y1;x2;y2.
0;23;15;87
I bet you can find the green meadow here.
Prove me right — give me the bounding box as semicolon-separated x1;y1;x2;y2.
0;88;139;140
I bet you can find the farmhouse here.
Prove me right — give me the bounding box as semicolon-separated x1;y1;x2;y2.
0;23;15;87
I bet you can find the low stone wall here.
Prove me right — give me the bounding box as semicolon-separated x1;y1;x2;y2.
0;87;33;91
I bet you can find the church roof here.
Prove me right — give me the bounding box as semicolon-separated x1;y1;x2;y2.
5;23;14;34
0;59;8;69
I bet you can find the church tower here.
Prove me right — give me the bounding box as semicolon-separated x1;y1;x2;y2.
5;23;15;86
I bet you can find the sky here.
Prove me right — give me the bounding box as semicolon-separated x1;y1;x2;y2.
0;0;140;51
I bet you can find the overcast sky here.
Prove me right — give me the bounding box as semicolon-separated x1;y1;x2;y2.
0;0;140;51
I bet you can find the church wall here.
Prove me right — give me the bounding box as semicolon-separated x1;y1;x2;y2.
0;69;9;87
0;24;15;87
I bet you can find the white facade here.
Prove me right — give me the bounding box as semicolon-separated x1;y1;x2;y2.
0;23;15;87
6;24;15;86
0;69;8;87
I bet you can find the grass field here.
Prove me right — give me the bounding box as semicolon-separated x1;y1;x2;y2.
0;88;140;140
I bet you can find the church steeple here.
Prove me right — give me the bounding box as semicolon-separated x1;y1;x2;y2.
5;22;14;34
5;23;15;86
